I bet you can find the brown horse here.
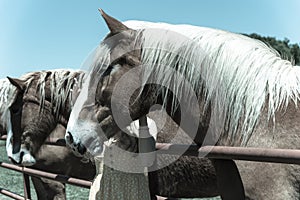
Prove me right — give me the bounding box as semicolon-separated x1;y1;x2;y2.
5;70;220;199
1;71;95;199
66;10;300;200
0;79;70;199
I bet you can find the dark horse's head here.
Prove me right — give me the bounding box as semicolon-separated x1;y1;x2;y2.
66;10;206;157
6;70;84;166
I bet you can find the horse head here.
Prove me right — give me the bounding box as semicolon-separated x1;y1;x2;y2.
6;70;84;166
66;10;208;157
66;10;152;156
6;75;57;166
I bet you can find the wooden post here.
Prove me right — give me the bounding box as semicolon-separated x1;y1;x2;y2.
138;116;157;200
138;116;156;167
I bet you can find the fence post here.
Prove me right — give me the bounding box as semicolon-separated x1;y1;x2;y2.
138;116;156;167
22;171;31;200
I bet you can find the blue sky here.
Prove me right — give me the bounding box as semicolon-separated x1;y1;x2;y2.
0;0;299;79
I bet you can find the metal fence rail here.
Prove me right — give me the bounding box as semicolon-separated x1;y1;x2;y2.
1;136;300;199
0;187;24;200
1;135;92;199
0;161;92;200
0;162;92;188
3;136;300;164
156;143;300;164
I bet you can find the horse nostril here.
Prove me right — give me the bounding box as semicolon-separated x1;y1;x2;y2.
78;143;87;155
66;131;74;144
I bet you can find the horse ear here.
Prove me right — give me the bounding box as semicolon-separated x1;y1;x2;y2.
7;76;26;91
98;9;129;34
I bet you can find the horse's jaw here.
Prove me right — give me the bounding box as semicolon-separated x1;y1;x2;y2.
7;147;36;166
5;130;36;166
65;119;105;160
19;151;36;166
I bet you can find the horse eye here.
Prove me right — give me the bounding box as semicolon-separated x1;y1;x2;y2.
95;100;101;106
95;98;105;107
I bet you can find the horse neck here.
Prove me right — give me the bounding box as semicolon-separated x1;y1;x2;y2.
47;124;66;139
216;62;300;147
56;75;86;128
153;61;300;147
153;86;210;145
37;71;85;125
139;26;300;146
247;99;300;149
51;97;74;130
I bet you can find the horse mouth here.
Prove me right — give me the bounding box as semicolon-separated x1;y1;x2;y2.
65;131;88;156
9;156;20;165
9;150;36;166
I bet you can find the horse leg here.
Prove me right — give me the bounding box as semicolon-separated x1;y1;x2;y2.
31;177;66;200
31;177;48;200
41;178;66;200
211;159;245;200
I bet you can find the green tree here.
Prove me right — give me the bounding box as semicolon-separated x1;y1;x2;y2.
291;44;300;65
245;33;300;65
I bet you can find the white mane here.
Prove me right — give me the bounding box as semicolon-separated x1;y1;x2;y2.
123;20;300;145
0;78;15;130
0;79;14;111
3;69;85;123
29;69;85;116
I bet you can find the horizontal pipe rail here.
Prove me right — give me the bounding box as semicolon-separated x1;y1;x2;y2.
156;143;300;165
0;135;66;147
0;162;92;189
0;187;25;200
1;134;300;200
2;135;300;164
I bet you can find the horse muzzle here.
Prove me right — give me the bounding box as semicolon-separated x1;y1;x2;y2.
65;131;87;156
6;135;36;166
8;149;36;166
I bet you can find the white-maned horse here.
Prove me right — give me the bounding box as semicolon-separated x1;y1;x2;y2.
66;10;300;200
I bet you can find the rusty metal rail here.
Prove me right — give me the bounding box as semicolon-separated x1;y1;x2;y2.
1;135;300;199
1;135;91;199
2;135;300;164
0;162;92;189
0;187;24;200
0;161;92;200
156;143;300;164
